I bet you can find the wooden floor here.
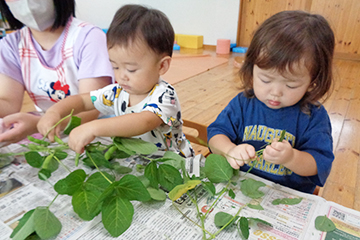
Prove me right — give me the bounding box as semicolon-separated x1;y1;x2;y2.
21;47;360;210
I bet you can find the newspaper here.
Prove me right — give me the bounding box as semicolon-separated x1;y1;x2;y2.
1;137;360;240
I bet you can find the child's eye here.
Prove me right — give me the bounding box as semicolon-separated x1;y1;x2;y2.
260;79;270;83
286;85;299;89
112;67;119;70
127;69;137;73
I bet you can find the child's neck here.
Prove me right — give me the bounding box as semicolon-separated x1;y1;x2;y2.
128;93;148;107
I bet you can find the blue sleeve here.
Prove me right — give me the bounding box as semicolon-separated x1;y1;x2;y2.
207;94;244;144
297;106;334;186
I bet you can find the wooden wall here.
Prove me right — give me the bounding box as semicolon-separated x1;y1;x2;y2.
237;0;360;61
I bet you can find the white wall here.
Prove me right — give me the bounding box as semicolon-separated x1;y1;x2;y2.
75;0;240;46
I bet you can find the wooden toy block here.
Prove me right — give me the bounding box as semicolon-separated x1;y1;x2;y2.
175;34;203;49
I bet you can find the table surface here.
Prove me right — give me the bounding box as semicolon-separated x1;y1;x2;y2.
1;137;360;240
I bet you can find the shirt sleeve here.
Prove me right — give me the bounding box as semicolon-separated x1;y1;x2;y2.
73;25;114;81
90;84;119;115
207;94;244;143
296;106;334;186
0;31;23;84
142;82;182;130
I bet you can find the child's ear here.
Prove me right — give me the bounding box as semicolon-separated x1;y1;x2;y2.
158;56;172;75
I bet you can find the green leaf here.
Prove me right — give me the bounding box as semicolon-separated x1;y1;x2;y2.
137;175;150;188
147;187;167;201
10;209;35;240
38;169;51;180
24;233;41;240
33;207;62;239
93;184;116;209
214;212;236;229
168;180;201;201
228;189;236;199
239;217;249;239
204;154;233;183
111;162;133;174
114;137;158;155
272;197;303;205
115;174;151;202
315;215;336;232
158;151;185;169
201;181;216;196
63;116;81;135
102;196;134;237
54;169;87;195
85;172;114;192
248;217;272;227
42;154;59;172
144;161;159;189
248;204;264;210
240;178;266;199
72;188;102;220
83;151;111;168
54;151;68;160
158;164;183;191
25;152;43;168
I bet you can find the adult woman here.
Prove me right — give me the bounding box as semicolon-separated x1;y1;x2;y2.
0;0;113;144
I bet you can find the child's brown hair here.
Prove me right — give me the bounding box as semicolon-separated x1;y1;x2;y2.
106;4;174;58
240;10;335;113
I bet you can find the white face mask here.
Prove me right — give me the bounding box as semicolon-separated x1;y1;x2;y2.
6;0;56;31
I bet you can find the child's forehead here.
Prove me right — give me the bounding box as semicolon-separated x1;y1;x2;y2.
256;60;310;78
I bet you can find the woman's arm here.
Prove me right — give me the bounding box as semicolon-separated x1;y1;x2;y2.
0;74;24;117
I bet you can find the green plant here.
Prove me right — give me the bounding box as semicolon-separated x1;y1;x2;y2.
1;116;334;239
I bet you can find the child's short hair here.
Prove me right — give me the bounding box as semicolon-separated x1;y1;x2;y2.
106;4;175;57
0;0;75;30
240;10;335;113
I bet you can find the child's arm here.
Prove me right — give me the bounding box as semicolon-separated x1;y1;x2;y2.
37;93;95;142
67;111;163;153
209;134;256;169
263;140;317;176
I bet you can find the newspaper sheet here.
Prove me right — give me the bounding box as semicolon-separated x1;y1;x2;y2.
1;137;360;240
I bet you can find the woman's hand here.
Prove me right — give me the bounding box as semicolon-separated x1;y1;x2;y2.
0;113;40;144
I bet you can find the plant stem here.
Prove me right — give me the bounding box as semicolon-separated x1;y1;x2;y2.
54;155;71;173
204;181;231;219
186;189;207;239
48;194;59;209
212;203;249;238
171;202;213;236
42;109;74;140
86;151;113;184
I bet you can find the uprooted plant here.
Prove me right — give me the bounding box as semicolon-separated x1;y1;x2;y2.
0;113;334;240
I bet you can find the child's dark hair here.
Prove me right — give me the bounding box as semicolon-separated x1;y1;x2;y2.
0;0;75;31
240;10;335;113
106;4;174;57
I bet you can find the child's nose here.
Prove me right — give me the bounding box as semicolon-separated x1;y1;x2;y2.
117;71;128;81
271;86;283;97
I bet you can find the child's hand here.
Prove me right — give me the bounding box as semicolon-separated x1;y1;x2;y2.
263;139;294;165
226;144;256;169
68;123;96;154
37;111;62;142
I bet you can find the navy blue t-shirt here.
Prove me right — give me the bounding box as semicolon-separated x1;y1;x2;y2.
207;92;334;193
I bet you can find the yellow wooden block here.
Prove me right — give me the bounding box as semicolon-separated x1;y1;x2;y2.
175;34;203;49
